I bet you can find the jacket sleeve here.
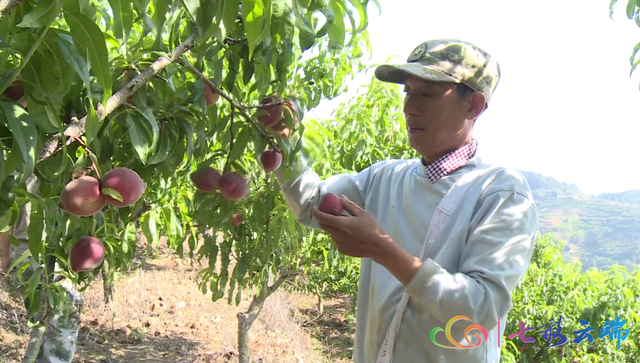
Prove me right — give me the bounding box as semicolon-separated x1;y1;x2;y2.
273;153;370;229
403;177;539;331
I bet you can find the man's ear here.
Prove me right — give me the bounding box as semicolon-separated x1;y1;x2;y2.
467;92;486;120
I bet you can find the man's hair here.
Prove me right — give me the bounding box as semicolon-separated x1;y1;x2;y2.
455;83;476;100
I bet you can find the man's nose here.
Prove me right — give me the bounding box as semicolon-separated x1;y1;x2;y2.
403;94;420;117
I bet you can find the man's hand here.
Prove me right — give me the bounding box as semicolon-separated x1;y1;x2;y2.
312;195;390;259
312;195;424;286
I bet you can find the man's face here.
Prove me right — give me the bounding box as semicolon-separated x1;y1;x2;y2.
402;74;479;163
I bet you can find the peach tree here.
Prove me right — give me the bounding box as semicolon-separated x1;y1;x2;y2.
0;0;379;362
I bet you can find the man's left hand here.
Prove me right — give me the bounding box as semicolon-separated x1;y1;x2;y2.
312;195;391;259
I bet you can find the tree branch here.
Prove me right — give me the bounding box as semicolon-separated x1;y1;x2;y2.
36;35;196;164
0;0;24;21
176;58;280;152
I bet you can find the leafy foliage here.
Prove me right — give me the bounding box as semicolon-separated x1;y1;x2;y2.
610;0;640;90
502;234;640;362
0;2;380;358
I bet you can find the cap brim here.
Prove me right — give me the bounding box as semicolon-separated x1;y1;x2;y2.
374;63;461;85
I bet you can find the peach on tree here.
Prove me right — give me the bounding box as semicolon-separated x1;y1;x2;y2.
190;166;222;192
219;172;249;201
58;176;106;217
101;167;146;207
256;93;284;126
204;83;219;106
260;149;282;172
69;236;105;272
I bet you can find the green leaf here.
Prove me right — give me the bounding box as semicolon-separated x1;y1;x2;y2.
222;0;241;32
293;1;315;51
0;176;16;218
148;129;172;165
85;105;100;145
327;0;345;49
63;7;112;105
152;0;169;49
346;0;367;31
136;108;160;151
181;0;200;22
17;0;63;28
0;102;37;179
242;0;271;59
102;188;123;202
55;31;92;94
627;0;637;19
142;210;159;249
21;47;66;103
630;40;640;70
228;124;252;163
27;267;44;318
108;0;134;42
27;201;44;262
125;113;152;164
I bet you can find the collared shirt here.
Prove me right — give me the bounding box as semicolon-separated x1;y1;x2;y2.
421;139;478;183
274;151;538;363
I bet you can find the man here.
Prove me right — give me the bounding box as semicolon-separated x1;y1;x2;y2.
1;174;83;363
274;39;539;362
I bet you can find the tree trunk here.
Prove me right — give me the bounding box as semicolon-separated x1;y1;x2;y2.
102;260;113;304
21;324;46;363
237;272;294;363
317;294;324;315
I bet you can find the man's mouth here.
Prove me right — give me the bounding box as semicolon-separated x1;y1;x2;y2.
408;126;424;132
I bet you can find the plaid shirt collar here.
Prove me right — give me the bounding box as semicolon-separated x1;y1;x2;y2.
421;140;478;183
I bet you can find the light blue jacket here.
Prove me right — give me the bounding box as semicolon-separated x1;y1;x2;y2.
275;152;539;362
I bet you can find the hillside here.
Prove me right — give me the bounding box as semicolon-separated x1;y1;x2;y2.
520;171;640;272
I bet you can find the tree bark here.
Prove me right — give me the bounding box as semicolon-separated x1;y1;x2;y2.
36;35;196;164
102;260;113;304
0;0;25;21
20;324;46;363
237;272;294;363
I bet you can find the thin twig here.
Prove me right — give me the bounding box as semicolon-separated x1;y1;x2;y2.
176;58;280;152
0;0;24;21
36;35;196;164
224;109;235;173
72;136;100;180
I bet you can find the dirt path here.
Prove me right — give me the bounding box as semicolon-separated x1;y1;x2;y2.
0;252;355;363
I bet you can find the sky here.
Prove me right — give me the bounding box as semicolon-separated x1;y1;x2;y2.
305;0;640;196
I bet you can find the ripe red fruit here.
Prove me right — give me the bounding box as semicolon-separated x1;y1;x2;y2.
260;149;282;172
318;193;343;216
69;236;105;272
58;176;106;217
101;167;146;207
219;172;249;201
256;94;283;126
232;213;243;226
271;97;301;138
190;166;222;192
2;80;24;102
204;83;219;106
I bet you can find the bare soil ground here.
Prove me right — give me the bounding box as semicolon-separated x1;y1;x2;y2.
0;239;355;363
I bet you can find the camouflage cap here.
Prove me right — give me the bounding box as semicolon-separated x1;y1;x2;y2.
374;39;501;105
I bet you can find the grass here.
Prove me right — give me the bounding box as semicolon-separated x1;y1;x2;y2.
0;237;356;363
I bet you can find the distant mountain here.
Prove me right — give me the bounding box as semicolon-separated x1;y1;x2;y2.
519;171;640;272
